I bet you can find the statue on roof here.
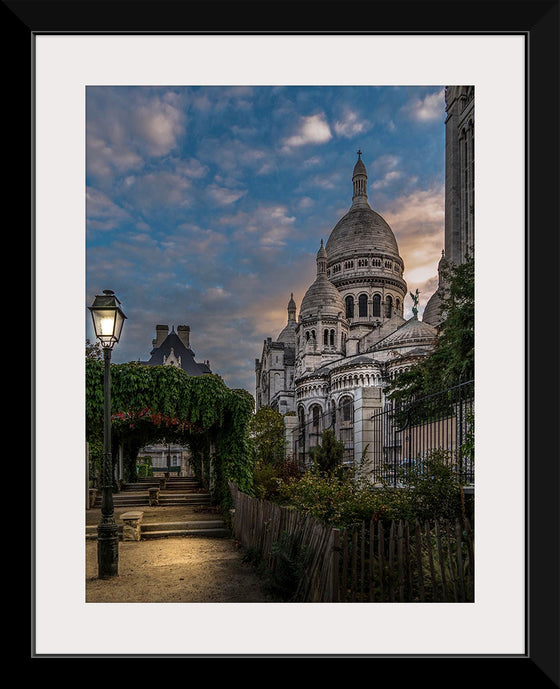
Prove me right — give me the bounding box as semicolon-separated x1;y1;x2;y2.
410;289;420;319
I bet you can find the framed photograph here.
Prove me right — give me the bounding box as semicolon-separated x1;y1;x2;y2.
22;0;558;679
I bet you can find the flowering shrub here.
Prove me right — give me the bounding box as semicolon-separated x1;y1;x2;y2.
275;451;466;528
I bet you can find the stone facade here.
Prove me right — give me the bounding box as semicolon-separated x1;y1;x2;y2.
256;152;438;476
444;85;474;266
424;85;474;327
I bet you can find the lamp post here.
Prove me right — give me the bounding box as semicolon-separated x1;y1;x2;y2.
88;289;127;578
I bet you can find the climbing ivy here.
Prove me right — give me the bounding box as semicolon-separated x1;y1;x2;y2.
85;359;255;506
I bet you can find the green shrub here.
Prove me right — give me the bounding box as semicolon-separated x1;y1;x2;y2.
252;457;304;500
262;532;310;602
277;470;386;527
275;451;465;527
394;451;464;521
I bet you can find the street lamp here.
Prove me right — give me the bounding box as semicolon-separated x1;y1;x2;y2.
88;289;127;578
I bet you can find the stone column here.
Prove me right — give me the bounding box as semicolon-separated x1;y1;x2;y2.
284;415;299;460
353;386;383;481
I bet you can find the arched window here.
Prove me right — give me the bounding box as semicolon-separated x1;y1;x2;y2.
330;329;335;346
396;298;400;314
358;293;368;317
340;396;353;422
372;293;381;317
324;329;329;346
345;295;354;319
312;404;321;429
386;295;393;318
306;331;310;341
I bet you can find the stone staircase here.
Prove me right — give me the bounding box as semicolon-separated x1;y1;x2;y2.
88;475;231;540
86;519;230;540
94;476;212;508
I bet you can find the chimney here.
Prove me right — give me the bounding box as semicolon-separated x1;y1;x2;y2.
153;324;168;348
177;325;190;348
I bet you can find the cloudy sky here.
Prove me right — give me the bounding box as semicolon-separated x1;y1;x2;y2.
86;85;446;396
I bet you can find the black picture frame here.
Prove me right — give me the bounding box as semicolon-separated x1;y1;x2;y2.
18;1;558;682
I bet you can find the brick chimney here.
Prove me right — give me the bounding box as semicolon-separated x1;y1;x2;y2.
177;325;190;348
152;324;169;348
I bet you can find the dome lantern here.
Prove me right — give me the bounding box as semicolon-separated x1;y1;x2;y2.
352;149;369;209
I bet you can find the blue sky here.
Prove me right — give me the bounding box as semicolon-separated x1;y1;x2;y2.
86;85;446;396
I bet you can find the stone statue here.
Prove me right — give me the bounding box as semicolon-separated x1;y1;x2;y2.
410;289;419;318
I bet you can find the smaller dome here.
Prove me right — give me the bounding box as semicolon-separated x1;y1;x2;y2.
277;319;297;345
422;289;443;327
300;241;345;320
299;274;344;320
372;317;436;351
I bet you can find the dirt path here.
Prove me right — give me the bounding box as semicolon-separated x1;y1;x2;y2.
86;532;273;603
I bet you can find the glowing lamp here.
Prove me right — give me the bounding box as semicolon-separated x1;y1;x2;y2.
89;290;127;350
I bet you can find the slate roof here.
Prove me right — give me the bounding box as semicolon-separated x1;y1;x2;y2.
146;331;211;376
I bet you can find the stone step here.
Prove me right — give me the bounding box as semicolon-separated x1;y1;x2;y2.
142;520;224;532
94;493;212;508
141;528;230;539
121;482;200;492
86;520;230;540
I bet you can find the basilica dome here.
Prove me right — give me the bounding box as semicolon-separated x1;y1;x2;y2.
299;241;344;320
326;207;400;263
325;151;401;265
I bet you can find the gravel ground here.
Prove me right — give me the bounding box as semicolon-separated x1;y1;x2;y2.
85;505;273;603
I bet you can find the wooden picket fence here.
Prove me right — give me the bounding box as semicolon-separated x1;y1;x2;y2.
229;482;474;603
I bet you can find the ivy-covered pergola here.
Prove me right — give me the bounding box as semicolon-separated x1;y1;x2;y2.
86;359;255;506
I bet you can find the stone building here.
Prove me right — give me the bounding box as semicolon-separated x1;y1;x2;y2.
423;85;474;327
136;324;211;475
256;152;438;470
444;85;474;265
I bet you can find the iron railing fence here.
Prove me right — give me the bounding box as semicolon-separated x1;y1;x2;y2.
289;380;474;485
291;399;354;469
370;380;474;486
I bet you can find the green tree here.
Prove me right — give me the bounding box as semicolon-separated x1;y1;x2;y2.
385;254;474;403
86;339;103;360
249;406;286;467
309;429;345;475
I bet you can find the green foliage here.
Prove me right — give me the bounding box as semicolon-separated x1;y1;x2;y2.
385;254;474;403
136;455;153;478
461;409;475;470
249;406;286;467
277;470;385;527
86;339;103;361
263;532;311;602
85;358;255;506
276;451;466;528
309;429;345;476
393;451;464;522
252;457;304;500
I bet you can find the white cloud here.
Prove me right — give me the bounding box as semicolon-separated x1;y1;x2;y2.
372;170;402;189
381;187;445;291
207;184;247;206
86;187;131;232
133;100;185;156
334;108;371;138
87;89;186;182
402;89;445;122
283;114;332;149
